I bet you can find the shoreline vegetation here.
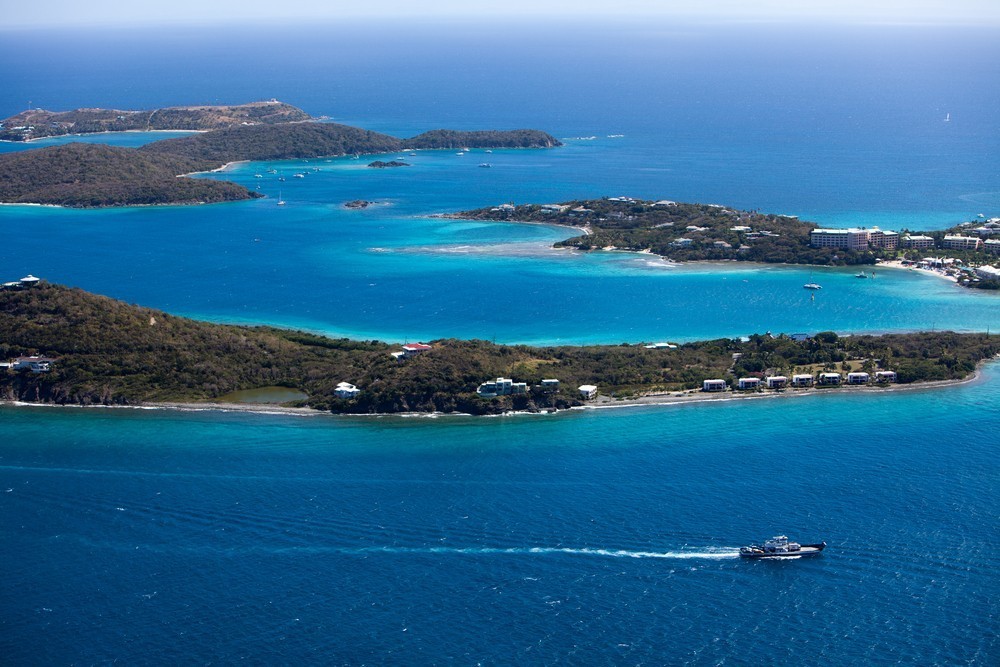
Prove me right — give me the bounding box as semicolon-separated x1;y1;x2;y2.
0;101;560;208
453;198;1000;273
2;283;997;417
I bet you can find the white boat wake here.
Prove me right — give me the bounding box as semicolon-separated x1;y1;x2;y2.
343;546;741;560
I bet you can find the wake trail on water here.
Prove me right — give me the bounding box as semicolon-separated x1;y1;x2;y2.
332;546;741;560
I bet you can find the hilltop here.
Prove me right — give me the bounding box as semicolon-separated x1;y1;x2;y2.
2;283;996;414
0;100;310;141
0;143;259;207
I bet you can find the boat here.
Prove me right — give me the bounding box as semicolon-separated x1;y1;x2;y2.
856;271;869;278
478;163;492;168
277;190;285;206
944;112;951;122
803;282;822;290
740;535;826;559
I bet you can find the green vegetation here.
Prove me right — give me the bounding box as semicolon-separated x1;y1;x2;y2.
368;160;410;168
2;284;996;414
455;198;879;266
0;101;310;141
0;118;559;207
140;122;404;164
0;143;259;207
403;129;561;150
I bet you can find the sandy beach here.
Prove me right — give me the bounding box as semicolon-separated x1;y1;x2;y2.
877;259;959;283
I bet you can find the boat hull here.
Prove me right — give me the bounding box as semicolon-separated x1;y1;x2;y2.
739;542;826;559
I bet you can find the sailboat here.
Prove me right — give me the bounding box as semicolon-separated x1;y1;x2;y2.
277;190;286;206
944;112;951;122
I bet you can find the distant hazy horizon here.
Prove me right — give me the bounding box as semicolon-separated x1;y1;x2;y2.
4;0;1000;28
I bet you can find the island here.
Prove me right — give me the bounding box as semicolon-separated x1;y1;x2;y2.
0;119;560;208
2;282;996;415
0;100;311;142
454;197;1000;270
368;160;410;168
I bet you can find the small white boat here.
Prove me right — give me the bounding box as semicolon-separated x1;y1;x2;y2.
478;163;492;168
277;190;285;206
803;283;822;290
944;112;951;122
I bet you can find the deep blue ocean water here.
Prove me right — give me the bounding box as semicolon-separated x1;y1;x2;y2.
1;19;999;663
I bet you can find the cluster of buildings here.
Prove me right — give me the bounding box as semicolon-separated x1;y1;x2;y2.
475;377;602;401
703;370;896;393
810;225;1000;255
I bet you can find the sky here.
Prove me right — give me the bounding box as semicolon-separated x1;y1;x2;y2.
4;0;1000;28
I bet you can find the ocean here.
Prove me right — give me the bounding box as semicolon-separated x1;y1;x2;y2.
1;19;998;663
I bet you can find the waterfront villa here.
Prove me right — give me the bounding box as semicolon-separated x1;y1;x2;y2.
11;356;54;372
818;372;842;386
540;379;560;391
847;372;870;385
402;343;432;357
792;374;814;387
578;384;598;400
765;375;788;389
875;371;897;383
334;382;360;399
702;379;727;392
477;377;528;397
738;377;761;390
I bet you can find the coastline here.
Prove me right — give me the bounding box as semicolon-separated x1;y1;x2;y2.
2;361;991;419
0;128;207;144
877;259;959;284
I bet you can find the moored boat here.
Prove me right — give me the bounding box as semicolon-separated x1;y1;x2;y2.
739;535;826;559
803;282;822;290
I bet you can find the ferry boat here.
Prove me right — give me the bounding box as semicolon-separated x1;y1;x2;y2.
739;535;826;559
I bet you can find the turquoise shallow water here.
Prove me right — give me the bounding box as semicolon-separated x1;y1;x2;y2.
1;19;999;664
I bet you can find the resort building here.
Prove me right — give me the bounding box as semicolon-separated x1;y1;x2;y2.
540;379;560;391
477;377;528;397
818;372;842;386
875;371;897;383
975;266;1000;281
847;372;870;385
984;240;1000;255
11;356;54;372
765;376;788;389
334;382;360;399
809;228;871;250
738;378;761;390
702;379;727;392
941;235;983;251
670;238;693;248
792;374;814;387
901;235;935;250
868;229;899;250
578;384;598;400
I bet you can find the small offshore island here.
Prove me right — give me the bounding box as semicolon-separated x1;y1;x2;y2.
0;100;559;208
1;282;997;416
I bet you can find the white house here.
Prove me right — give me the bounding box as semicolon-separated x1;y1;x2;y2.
738;377;761;390
578;384;598;400
765;376;788;389
818;372;841;386
875;371;897;383
792;374;814;387
541;379;560;391
477;377;527;397
401;343;432;358
335;382;360;399
847;372;870;385
12;356;53;372
702;379;727;392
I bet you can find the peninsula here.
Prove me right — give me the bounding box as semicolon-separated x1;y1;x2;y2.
0;119;560;207
0;100;311;142
2;282;996;415
455;198;1000;271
